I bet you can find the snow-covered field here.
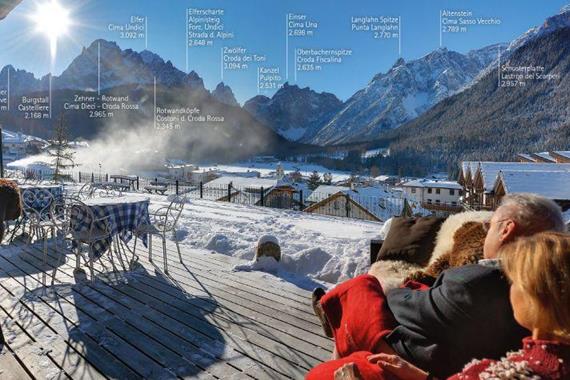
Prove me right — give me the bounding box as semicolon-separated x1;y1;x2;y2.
139;192;383;290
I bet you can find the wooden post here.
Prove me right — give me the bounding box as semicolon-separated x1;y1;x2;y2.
91;172;94;183
106;173;109;182
176;180;179;195
78;172;82;182
260;186;264;206
200;181;203;199
136;176;140;190
299;190;304;210
345;194;351;218
227;183;232;202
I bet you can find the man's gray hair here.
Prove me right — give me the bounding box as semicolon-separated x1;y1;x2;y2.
500;193;567;235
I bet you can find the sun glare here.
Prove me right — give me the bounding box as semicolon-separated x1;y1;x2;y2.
31;0;71;59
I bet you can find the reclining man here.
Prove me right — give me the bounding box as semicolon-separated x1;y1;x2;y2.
308;193;567;379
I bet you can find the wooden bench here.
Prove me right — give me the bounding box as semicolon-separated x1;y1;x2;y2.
94;182;131;192
144;184;168;195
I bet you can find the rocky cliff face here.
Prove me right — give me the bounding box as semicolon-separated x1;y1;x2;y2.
243;83;343;142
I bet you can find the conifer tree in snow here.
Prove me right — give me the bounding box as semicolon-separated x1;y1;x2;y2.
308;170;322;191
323;172;333;185
49;112;77;182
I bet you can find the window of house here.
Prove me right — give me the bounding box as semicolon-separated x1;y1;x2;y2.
427;188;432;194
459;190;463;196
449;189;455;196
427;199;432;204
436;188;441;195
435;199;441;204
452;201;457;206
411;187;416;193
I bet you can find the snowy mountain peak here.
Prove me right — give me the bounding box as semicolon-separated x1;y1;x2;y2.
244;83;343;142
508;6;570;52
140;50;165;65
212;82;239;107
311;43;504;145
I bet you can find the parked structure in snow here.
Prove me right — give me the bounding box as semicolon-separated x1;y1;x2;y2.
165;161;219;185
400;179;463;213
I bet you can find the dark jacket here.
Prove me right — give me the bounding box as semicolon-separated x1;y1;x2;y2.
385;264;528;378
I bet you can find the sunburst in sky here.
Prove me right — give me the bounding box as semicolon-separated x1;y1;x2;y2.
30;0;72;64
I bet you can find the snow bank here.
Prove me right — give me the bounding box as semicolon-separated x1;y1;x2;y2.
141;194;383;289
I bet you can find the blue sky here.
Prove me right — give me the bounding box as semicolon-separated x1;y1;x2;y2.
1;0;568;103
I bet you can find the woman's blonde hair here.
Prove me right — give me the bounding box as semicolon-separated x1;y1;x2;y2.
500;231;570;339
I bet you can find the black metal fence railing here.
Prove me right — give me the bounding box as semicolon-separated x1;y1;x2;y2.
6;168;463;221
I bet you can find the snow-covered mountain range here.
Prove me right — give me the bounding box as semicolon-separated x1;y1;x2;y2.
0;39;224;98
310;43;507;145
386;5;570;174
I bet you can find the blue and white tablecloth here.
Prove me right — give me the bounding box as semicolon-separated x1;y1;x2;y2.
70;196;151;259
20;185;64;217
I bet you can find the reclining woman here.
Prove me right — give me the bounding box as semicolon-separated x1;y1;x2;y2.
309;231;570;379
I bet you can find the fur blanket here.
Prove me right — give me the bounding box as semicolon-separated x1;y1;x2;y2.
0;179;22;242
369;211;493;291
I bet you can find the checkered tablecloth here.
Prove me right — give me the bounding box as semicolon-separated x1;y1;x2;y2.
70;196;151;259
20;185;64;216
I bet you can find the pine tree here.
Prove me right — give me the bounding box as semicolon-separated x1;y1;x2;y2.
308;170;322;190
323;172;333;185
48;112;77;182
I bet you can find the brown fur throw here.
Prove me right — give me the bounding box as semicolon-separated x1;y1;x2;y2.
0;179;22;242
404;221;487;285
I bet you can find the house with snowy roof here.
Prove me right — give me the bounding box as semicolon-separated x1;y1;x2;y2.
493;170;570;211
458;161;570;210
1;129;48;163
517;151;570;164
304;185;427;222
400;179;463;214
549;151;570;163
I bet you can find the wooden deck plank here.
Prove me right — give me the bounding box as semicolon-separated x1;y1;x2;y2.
33;240;331;357
13;246;231;380
23;244;299;379
0;232;332;380
33;245;319;378
0;251;181;379
0;347;33;380
138;240;324;335
113;248;331;350
152;239;316;312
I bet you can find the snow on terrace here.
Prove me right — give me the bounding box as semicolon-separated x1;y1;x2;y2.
141;192;382;288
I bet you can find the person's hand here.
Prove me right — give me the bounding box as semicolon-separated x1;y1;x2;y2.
334;363;362;380
368;353;429;380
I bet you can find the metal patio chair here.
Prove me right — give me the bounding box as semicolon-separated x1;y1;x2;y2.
133;196;187;274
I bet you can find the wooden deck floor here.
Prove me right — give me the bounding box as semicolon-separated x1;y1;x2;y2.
0;235;332;379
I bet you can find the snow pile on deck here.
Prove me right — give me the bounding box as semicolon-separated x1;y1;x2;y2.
148;196;383;287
